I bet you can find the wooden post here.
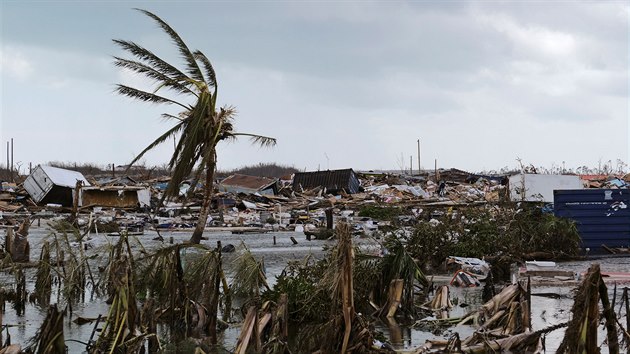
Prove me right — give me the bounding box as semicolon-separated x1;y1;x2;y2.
5;227;13;255
71;180;83;224
273;235;276;245
325;208;333;230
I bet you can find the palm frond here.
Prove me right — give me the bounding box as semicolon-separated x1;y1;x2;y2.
231;133;278;148
113;39;189;81
160;113;184;122
128;121;185;169
135;9;206;84
115;84;189;110
113;57;197;97
193;50;217;88
230;243;269;298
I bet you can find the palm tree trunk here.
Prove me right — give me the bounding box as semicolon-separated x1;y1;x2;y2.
190;152;216;244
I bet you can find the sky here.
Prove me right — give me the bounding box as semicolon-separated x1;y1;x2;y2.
1;1;629;174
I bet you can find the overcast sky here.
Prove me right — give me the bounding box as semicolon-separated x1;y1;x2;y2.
1;1;628;174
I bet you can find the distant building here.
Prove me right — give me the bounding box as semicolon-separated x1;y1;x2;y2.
292;169;360;194
218;174;278;195
23;165;91;206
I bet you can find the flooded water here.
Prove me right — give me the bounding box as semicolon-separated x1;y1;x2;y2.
2;225;629;352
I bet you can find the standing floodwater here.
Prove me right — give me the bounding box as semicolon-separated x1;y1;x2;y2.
2;225;629;352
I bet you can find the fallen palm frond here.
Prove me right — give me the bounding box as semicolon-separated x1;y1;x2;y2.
134;243;191;341
32;241;52;307
230;242;269;299
92;255;143;353
28;304;65;354
47;225;98;310
416;321;567;353
373;235;428;318
185;243;226;343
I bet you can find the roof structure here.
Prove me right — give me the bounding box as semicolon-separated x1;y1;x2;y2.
219;174;276;191
292;169;360;194
39;165;90;188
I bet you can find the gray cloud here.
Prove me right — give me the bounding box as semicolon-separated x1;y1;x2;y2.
1;1;628;172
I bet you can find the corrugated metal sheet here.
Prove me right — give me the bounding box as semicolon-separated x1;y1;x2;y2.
39;165;90;188
23;167;53;203
292;169;360;194
554;189;630;254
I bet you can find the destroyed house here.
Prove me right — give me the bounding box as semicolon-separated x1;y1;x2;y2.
292;169;360;194
218;174;278;195
80;186;150;208
23;165;91;207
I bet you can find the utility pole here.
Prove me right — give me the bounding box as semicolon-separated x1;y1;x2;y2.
409;155;413;175
435;159;438;182
9;139;14;182
417;139;421;175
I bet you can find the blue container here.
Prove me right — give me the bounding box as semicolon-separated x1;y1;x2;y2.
554;189;630;254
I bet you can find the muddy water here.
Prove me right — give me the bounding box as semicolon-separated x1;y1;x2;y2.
2;226;629;352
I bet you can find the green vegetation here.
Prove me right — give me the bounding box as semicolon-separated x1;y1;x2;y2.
358;205;403;221
402;205;581;271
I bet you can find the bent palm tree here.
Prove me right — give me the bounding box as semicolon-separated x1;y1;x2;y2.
114;9;276;244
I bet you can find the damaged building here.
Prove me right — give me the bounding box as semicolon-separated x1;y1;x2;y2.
23;165;91;207
218;174;278;196
292;169;360;194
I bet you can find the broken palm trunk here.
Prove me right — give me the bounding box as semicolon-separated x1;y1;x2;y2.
416;283;561;354
557;263;619;354
9;220;30;263
92;252;145;353
375;238;428;319
234;306;260;354
458;283;532;346
315;222;386;353
234;295;291;354
421;285;453;319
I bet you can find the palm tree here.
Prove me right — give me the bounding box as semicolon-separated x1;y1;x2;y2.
113;9;276;244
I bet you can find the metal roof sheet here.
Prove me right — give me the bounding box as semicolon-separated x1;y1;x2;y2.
219;174;276;190
39;165;90;188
